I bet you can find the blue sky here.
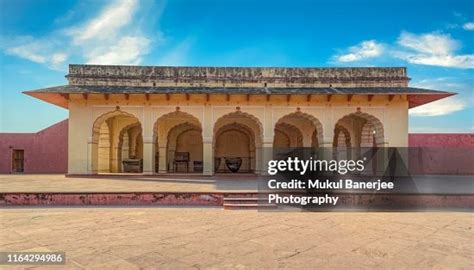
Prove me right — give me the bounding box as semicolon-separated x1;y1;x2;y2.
0;0;473;132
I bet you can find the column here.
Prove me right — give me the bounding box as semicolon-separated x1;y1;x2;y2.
203;138;213;176
142;136;154;174
260;105;274;175
158;144;167;173
321;107;335;160
202;105;214;176
88;137;98;174
260;139;274;175
377;141;390;176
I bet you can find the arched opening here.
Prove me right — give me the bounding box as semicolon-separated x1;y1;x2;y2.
273;112;323;148
361;122;376;147
213;111;263;173
333;124;351;160
273;122;303;148
153;111;203;173
91;110;143;173
333;111;385;161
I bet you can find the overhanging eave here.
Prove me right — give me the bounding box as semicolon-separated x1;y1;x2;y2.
23;85;456;109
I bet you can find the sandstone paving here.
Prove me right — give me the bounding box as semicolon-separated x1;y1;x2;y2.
0;174;255;193
0;208;472;269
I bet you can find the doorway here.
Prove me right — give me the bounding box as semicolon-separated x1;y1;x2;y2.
12;149;24;173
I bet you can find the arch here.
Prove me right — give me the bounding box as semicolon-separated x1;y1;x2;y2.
361;122;376;147
274;122;303;148
91;109;143;173
92;110;140;144
333;124;351;160
334;110;385;147
117;123;142;172
167;122;203;172
153;110;203;173
118;123;141;153
333;124;351;148
213;111;263;173
213;111;263;146
214;123;255;173
153;110;202;142
274;111;323;147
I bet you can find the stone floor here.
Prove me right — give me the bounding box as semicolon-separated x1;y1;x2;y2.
0;208;472;269
0;174;258;193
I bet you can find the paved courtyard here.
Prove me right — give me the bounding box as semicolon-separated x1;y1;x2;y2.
0;174;257;193
0;208;472;269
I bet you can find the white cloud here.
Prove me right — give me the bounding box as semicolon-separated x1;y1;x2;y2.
463;22;474;30
68;0;137;44
409;96;466;117
3;0;156;69
6;43;47;63
335;40;384;62
395;32;474;69
68;0;151;65
332;31;474;69
51;53;68;67
5;39;68;70
397;32;458;55
86;36;150;65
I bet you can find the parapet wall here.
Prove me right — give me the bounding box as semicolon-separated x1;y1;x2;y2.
409;134;474;175
67;65;409;88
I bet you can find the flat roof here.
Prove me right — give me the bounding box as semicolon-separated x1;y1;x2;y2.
67;65;408;79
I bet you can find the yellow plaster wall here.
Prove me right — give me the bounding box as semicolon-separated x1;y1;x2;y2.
67;94;409;175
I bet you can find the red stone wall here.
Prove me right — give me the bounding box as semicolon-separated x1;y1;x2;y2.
409;133;474;147
0;120;68;173
408;134;474;175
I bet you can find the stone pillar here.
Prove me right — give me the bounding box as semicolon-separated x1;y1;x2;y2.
158;145;167;173
255;146;262;174
109;123;120;173
320;136;333;148
203;138;213;176
88;137;98;174
261;139;274;175
380;141;390;175
261;105;274;175
142;136;154;175
202;105;213;176
321;108;335;160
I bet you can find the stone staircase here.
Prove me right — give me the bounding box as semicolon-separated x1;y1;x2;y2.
223;194;277;210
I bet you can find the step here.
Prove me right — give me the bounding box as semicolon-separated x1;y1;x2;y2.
223;197;267;202
223;203;277;210
223;197;270;205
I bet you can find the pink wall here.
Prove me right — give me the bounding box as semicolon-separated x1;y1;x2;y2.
409;134;474;175
409;133;474;147
0;120;68;173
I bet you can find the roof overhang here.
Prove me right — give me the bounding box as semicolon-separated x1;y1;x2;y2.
23;85;455;109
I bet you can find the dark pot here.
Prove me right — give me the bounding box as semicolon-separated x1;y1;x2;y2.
225;157;242;173
214;157;221;171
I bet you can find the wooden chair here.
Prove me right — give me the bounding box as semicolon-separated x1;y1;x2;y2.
173;152;190;172
193;161;203;172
